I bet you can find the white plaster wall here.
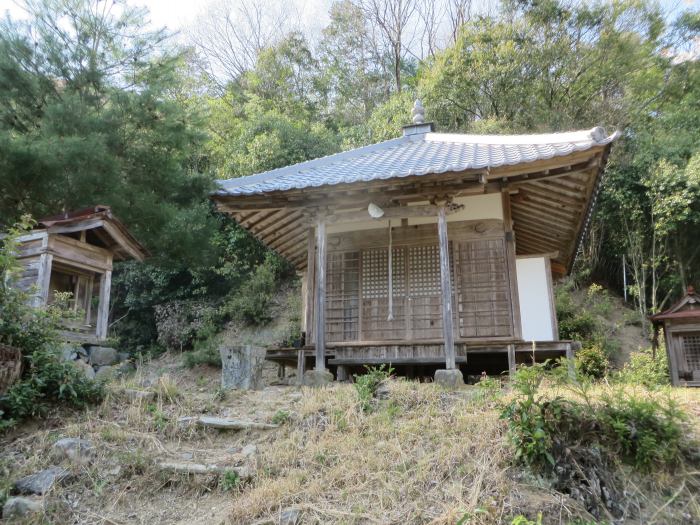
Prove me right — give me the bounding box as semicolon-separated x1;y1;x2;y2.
326;193;503;234
516;257;556;342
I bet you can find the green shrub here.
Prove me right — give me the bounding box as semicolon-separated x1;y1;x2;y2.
501;364;556;467
183;336;221;368
272;409;290;425
598;390;687;471
503;366;693;474
616;348;669;387
220;470;240;491
575;344;609;379
0;348;104;428
225;252;287;325
353;365;394;413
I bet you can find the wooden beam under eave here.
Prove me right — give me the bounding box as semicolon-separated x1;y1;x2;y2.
511;204;579;230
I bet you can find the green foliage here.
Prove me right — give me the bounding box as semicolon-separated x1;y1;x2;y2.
597;390;686;470
615;348;669;387
503;365;693;475
224;252;291;325
510;514;543;525
183;337;221;369
219;469;240;491
0;348;104;426
353;365;394;413
575;344;609;379
271;409;290;425
501;364;556;467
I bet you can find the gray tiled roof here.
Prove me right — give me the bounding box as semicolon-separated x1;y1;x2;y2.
215;126;619;196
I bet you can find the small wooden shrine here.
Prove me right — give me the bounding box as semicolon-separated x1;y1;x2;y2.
13;206;147;343
212;101;620;383
650;286;700;387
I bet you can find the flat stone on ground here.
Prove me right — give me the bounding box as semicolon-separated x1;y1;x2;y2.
434;369;465;389
14;467;70;495
190;416;278;430
2;496;43;519
52;437;93;464
157;462;253;480
121;388;156;402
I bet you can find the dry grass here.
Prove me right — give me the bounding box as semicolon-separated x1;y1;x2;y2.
3;355;700;525
228;379;700;525
230;381;520;524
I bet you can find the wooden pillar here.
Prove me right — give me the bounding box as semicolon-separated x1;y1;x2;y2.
314;218;327;371
305;228;316;345
502;190;522;339
336;365;349;382
507;344;516;379
296;349;306;383
35;252;53;307
96;270;112;340
437;206;456;370
665;323;681;387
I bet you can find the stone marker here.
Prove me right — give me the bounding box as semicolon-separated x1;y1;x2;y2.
433;369;465;389
279;508;302;525
302;369;334;387
219;345;266;390
52;438;93;464
14;467;69;495
3;497;43;519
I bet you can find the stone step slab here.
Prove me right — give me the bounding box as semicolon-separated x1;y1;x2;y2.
177;416;278;431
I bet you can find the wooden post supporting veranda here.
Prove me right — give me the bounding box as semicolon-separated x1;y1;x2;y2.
437;205;456;370
95;270;112;340
314;217;327;371
298;228;315;382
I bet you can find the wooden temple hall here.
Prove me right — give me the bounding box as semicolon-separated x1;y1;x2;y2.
213;101;620;384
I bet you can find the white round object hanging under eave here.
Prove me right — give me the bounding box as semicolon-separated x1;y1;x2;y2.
368;202;385;219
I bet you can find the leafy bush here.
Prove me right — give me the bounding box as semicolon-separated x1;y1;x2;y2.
615;347;669;387
183;336;221;368
501;364;556;466
575;344;609;379
0;348;104;428
219;470;240;491
224;252;289;325
0;217;104;429
503;365;693;473
353;365;394;413
272;409;290;425
598;391;686;470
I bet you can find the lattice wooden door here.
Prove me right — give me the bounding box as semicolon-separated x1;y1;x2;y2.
453;238;514;338
359;248;407;340
681;333;700;372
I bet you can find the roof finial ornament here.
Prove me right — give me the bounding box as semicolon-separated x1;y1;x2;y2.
412;99;425;124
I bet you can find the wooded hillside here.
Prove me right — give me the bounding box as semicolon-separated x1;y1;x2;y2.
0;0;699;351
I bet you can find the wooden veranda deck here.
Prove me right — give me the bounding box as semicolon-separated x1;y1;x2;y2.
267;340;578;380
